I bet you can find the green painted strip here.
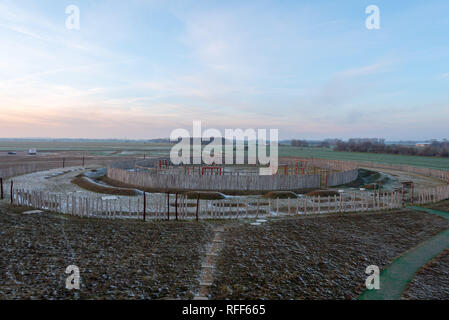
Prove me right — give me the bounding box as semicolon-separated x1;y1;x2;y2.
359;206;449;300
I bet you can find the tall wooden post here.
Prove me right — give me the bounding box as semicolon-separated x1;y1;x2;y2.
10;180;13;204
401;184;404;207
82;156;85;167
143;192;146;222
167;193;170;220
0;177;3;199
175;193;178;220
63;158;65;168
196;194;200;222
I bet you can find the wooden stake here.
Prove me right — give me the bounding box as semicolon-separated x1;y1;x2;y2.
196;194;200;222
10;180;13;204
143;192;146;222
175;193;178;220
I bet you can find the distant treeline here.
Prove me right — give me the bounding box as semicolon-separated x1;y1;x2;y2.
334;140;449;157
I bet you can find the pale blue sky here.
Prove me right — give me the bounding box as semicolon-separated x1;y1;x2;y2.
0;0;448;140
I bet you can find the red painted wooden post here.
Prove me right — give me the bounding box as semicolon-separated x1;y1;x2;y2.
10;180;13;204
175;193;178;220
195;194;200;222
0;177;3;199
143;192;146;222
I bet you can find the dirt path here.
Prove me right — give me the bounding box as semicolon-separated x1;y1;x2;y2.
359;206;449;300
362;166;447;190
194;226;226;300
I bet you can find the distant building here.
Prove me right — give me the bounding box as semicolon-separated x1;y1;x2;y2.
28;148;37;155
416;143;431;148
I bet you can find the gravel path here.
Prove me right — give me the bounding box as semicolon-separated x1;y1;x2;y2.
0;203;213;299
209;210;449;299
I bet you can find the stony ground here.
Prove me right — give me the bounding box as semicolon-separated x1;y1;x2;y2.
402;249;449;300
2;201;448;300
0;203;213;299
209;210;449;300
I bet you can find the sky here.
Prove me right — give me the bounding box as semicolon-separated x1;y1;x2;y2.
0;0;448;140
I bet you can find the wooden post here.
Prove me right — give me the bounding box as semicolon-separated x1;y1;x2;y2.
236;198;239;219
10;180;13;204
175;193;178;220
318;196;321;213
256;199;259;218
167;193;170;220
401;184;404;207
63;158;65;168
0;177;3;199
143;192;146;222
196;194;200;222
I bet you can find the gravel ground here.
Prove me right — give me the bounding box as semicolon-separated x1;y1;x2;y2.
209;210;449;300
0;203;213;299
402;249;449;300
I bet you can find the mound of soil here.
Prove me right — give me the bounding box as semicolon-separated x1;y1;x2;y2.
306;190;340;197
183;191;226;200
71;176;138;196
264;191;298;199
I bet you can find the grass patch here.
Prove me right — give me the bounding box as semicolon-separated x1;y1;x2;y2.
72;176;138;196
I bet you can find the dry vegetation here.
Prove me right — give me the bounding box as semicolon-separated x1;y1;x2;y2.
209;210;449;300
0;204;213;299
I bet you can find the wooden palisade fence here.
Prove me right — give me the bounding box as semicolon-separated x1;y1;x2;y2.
9;184;449;221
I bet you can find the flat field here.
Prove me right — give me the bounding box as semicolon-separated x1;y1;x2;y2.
279;146;449;171
1;141;447;171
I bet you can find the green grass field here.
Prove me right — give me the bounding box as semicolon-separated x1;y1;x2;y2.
0;141;173;155
0;141;447;171
279;146;449;171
